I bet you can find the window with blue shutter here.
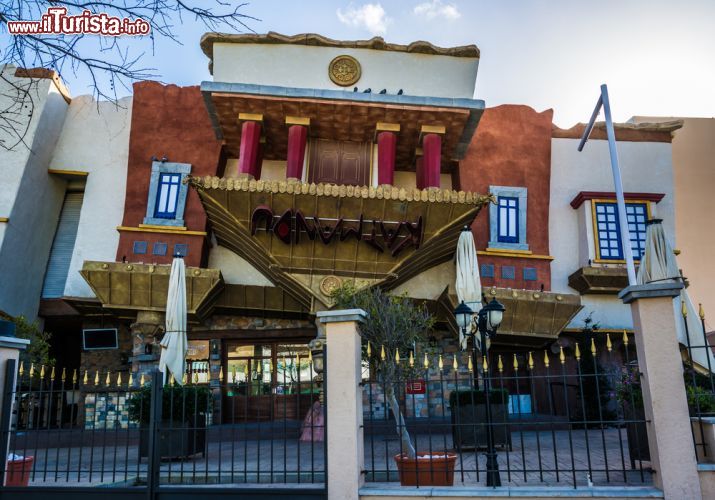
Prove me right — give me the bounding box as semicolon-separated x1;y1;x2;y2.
594;202;648;260
154;173;181;219
143;161;191;227
497;196;519;243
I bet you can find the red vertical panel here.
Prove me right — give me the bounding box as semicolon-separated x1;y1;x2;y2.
422;133;441;189
238;120;262;178
377;131;396;185
286;125;308;180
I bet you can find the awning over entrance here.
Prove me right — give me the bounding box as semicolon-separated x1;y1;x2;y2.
201;81;484;170
190;176;492;310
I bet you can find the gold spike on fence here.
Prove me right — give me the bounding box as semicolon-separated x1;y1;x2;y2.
606;333;613;352
105;371;111;386
543;350;550;368
623;330;629;346
129;373;133;386
61;367;66;382
395;349;400;364
438;354;443;371
83;370;88;385
468;355;473;372
219;366;224;382
591;338;597;356
423;352;429;370
169;373;175;385
182;373;187;385
700;303;705;320
140;373;145;386
50;366;55;381
40;365;45;379
559;346;566;364
19;363;24;377
308;350;313;364
29;363;34;378
682;300;688;317
497;355;504;373
256;362;262;374
72;369;77;385
409;351;414;368
528;352;535;370
367;342;372;357
94;370;99;385
117;372;122;386
232;367;237;383
380;345;386;362
453;355;458;371
193;371;199;384
482;355;488;372
512;354;518;371
575;343;581;361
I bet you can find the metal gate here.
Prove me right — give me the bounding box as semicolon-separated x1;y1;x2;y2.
0;359;326;499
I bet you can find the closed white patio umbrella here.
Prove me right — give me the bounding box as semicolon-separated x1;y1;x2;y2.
455;226;482;350
159;255;188;384
637;219;715;372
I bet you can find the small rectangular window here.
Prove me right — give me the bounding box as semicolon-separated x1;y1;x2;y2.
174;243;188;257
480;264;495;278
133;241;147;255
523;267;537;281
497;196;519;243
153;242;168;256
501;266;515;280
154;173;182;219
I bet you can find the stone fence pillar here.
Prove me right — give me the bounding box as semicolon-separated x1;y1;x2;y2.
0;326;30;472
620;282;702;499
317;309;366;500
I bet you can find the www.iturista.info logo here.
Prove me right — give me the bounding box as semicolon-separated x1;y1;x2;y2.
7;7;150;36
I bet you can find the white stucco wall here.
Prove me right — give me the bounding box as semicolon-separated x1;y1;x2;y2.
0;68;69;319
49;95;132;298
207;245;273;286
212;43;478;98
550;137;676;330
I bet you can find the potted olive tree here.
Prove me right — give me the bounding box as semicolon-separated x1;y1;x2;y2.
332;284;458;486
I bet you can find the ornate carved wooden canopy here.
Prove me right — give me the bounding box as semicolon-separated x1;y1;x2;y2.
190;176;492;310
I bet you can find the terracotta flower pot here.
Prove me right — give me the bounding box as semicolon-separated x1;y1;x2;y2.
394;451;458;486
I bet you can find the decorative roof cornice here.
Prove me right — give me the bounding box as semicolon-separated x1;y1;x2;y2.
552;120;683;142
200;32;479;73
189;176;493;206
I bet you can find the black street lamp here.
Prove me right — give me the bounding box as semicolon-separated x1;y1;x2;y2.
454;296;506;487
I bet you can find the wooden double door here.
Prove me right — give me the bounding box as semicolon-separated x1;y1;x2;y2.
308;139;371;186
222;340;319;422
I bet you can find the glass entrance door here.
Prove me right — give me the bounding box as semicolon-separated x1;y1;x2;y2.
223;341;319;422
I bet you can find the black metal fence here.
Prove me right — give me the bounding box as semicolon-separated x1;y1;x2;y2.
682;303;715;462
362;332;653;488
0;358;326;498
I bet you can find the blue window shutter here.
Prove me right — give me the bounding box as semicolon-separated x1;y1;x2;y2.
41;192;84;298
501;266;515;280
153;242;168;256
174;243;188;257
133;241;147;254
523;267;537;281
154;173;181;219
480;264;495;278
497;196;519;243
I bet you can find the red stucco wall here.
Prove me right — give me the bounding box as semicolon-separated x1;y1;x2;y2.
459;105;554;290
117;82;223;266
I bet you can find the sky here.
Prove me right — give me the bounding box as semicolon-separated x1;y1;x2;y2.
17;0;715;127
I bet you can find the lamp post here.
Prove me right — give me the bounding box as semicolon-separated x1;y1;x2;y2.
454;297;506;487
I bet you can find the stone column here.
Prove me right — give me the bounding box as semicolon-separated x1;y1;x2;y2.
0;325;30;464
130;311;164;383
317;309;366;500
238;115;262;179
619;282;703;499
286;121;308;181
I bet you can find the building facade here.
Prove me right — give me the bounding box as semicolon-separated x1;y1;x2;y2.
0;32;690;424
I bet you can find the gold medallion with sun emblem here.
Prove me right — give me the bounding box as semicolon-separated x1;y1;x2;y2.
328;55;361;86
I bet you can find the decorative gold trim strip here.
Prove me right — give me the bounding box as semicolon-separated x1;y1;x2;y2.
420;124;446;135
48;169;89;177
238;113;263;122
188;176;493;207
139;224;187;231
485;247;533;255
285;116;310;126
117;226;207;236
478;250;554;261
376;122;400;133
0;217;8;223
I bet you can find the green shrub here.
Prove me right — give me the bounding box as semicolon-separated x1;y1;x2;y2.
127;383;212;425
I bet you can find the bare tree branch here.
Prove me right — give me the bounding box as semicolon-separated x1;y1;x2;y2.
0;0;257;150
